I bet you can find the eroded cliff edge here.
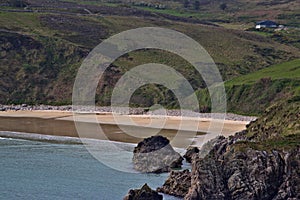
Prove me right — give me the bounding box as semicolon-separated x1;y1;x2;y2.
160;97;300;200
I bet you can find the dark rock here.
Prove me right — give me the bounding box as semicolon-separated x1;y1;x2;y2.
124;184;163;200
160;135;299;200
198;135;227;158
273;149;300;200
133;136;183;173
183;147;199;163
160;100;300;200
157;169;191;197
184;137;300;200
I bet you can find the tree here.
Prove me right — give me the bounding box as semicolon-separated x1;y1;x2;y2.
194;0;200;10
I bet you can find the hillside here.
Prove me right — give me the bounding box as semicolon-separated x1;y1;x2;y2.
194;59;300;115
225;59;300;115
0;0;299;114
57;0;300;27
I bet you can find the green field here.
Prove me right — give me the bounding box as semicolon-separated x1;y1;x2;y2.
223;59;300;115
226;59;300;86
192;59;300;115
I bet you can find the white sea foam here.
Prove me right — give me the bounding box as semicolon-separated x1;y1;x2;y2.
0;131;82;143
0;131;139;145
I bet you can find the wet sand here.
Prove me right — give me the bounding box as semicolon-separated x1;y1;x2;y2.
0;111;249;147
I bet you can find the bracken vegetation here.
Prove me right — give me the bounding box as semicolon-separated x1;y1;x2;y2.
0;0;299;115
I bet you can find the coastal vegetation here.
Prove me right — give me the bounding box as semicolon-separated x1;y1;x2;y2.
0;0;299;115
194;59;300;115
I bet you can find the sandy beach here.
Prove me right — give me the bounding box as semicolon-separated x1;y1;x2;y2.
0;110;250;147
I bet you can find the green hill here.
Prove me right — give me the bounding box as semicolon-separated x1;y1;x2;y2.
226;59;300;85
0;1;299;115
226;59;300;114
64;0;300;27
194;59;300;115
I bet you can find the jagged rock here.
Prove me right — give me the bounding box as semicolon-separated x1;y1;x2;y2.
272;148;300;200
159;89;300;200
184;135;300;200
123;184;163;200
157;169;191;197
197;135;227;158
183;147;199;163
133;136;183;173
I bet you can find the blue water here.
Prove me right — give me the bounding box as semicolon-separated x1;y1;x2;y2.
0;135;182;200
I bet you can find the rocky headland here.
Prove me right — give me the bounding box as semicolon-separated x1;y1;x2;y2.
184;135;299;200
158;98;300;199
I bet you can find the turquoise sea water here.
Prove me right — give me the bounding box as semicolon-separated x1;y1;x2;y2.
0;134;182;200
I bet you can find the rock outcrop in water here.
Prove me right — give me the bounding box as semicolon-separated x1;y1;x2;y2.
123;184;163;200
133;136;183;173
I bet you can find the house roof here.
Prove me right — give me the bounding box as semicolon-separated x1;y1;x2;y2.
256;20;278;26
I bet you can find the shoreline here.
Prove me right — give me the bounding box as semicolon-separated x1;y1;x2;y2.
0;110;253;147
0;104;257;121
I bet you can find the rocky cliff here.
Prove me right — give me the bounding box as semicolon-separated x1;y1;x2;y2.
157;169;191;198
185;137;299;200
159;98;300;199
183;147;199;163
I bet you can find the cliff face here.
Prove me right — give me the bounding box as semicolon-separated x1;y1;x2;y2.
185;138;299;200
157;169;191;197
159;98;300;199
185;98;300;200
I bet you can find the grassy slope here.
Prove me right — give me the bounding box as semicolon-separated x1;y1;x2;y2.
235;96;300;151
226;59;300;86
195;59;300;115
0;1;299;113
93;0;300;50
117;1;300;150
85;0;300;27
226;59;300;115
